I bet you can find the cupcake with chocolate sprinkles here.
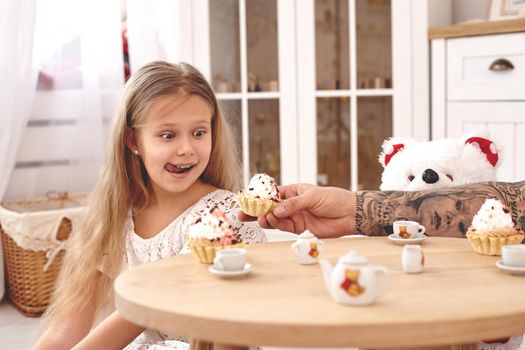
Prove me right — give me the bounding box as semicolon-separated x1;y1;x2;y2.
237;173;281;217
188;207;244;264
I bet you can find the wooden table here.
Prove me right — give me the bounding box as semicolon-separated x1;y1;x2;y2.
114;237;525;349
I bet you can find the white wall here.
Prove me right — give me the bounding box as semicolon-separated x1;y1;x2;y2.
452;0;491;23
428;0;452;27
428;0;492;27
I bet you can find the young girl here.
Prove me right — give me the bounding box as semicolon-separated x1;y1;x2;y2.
34;61;266;350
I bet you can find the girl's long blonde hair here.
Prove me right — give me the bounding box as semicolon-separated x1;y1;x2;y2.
44;61;241;323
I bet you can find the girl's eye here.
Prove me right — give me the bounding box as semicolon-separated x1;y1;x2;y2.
193;129;207;137
161;132;175;140
408;175;415;182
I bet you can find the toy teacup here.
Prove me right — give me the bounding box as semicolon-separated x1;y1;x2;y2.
393;220;426;239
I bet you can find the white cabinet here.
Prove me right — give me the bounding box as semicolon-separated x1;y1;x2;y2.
185;0;428;190
431;24;525;182
447;33;525;101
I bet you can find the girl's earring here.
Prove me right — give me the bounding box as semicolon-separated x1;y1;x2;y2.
133;150;139;155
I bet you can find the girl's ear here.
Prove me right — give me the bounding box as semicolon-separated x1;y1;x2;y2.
126;127;139;155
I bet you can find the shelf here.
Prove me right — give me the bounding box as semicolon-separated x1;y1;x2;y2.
428;18;525;40
216;92;280;100
315;89;393;98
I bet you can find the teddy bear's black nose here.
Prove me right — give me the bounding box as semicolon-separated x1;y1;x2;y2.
422;169;439;184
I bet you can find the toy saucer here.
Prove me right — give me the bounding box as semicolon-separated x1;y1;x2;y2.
209;263;253;277
496;261;525;276
388;234;427;245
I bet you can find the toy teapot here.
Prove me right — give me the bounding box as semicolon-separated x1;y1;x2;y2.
319;251;389;305
291;230;324;264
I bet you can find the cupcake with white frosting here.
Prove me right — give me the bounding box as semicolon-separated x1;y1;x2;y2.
466;198;524;255
188;207;244;264
237;173;281;216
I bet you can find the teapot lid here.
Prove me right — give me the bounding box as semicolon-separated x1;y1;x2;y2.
298;230;317;239
338;251;368;265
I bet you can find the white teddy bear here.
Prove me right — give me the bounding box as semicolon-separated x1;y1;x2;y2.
378;132;501;191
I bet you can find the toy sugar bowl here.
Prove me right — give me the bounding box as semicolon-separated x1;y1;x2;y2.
402;245;425;274
319;251;389;306
291;230;324;265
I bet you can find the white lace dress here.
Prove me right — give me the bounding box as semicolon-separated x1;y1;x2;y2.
122;189;267;350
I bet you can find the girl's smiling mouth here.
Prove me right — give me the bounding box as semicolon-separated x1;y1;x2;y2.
165;163;196;174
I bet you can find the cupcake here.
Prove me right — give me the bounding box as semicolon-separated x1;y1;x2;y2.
188;207;244;264
237;173;281;216
466;198;524;256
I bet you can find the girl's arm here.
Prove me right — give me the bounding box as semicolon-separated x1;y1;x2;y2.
71;310;145;350
33;296;97;350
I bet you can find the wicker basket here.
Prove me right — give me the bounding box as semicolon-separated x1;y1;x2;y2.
1;219;70;316
0;193;85;317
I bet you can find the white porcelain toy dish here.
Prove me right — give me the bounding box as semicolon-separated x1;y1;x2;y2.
388;234;427;245
496;260;525;276
209;263;253;277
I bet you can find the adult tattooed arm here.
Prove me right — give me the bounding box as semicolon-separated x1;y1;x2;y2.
356;181;525;237
239;181;525;238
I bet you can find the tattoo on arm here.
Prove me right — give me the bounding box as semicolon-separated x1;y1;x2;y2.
355;181;525;238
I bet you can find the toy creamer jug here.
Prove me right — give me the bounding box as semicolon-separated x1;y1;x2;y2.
319;251;389;305
291;230;324;264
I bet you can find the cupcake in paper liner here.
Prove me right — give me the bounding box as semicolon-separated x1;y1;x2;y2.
466;198;524;256
188;207;244;264
237;173;281;217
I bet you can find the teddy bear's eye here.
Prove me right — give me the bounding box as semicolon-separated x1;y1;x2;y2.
408;175;415;181
446;174;453;181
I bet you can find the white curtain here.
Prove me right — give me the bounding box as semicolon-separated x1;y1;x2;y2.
0;0;37;300
0;0;37;201
0;0;124;298
3;0;124;199
126;0;181;71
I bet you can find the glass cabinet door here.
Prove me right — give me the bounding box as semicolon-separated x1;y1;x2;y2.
317;97;350;188
197;0;416;189
355;0;392;90
208;0;282;184
209;0;241;94
314;0;393;190
357;96;392;189
355;0;392;190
